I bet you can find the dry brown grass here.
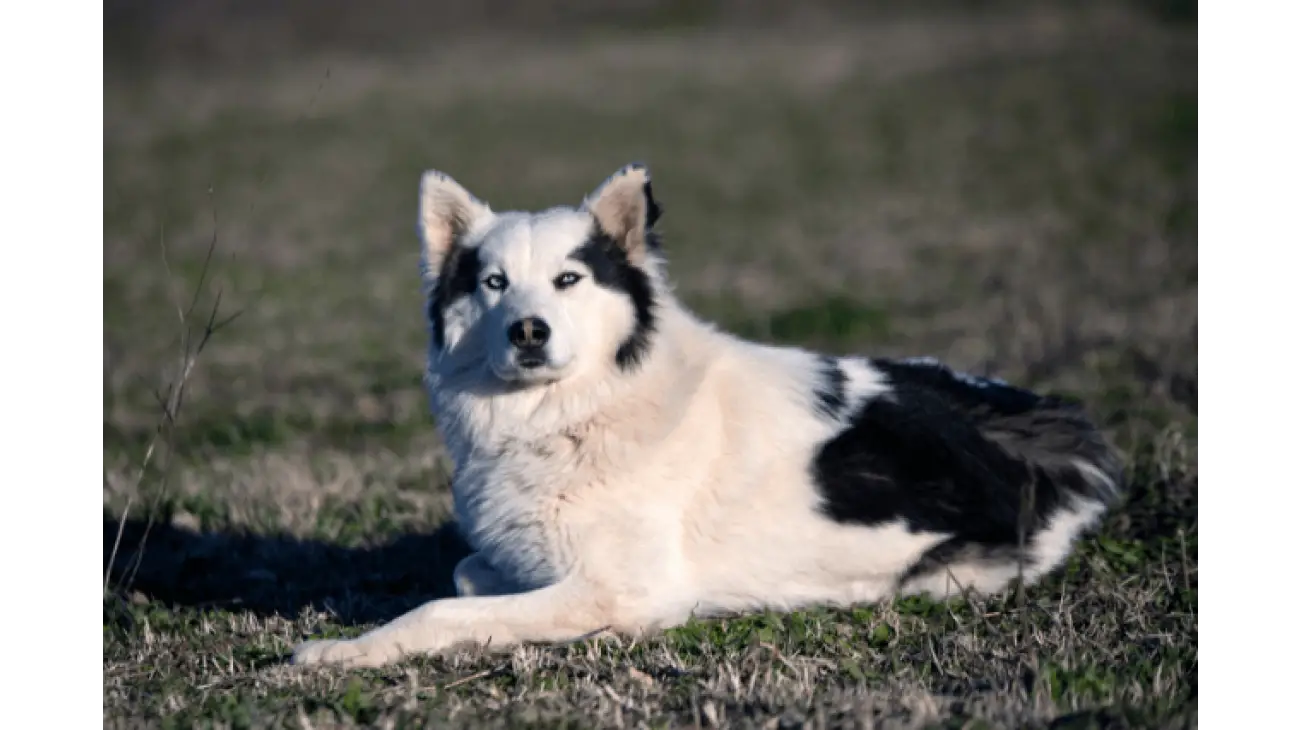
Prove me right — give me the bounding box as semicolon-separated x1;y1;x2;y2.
104;3;1196;726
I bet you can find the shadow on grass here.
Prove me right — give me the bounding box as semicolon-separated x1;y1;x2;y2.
103;512;474;626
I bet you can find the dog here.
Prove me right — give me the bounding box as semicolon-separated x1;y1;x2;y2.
292;164;1125;668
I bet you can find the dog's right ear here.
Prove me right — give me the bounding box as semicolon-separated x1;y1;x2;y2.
419;170;492;289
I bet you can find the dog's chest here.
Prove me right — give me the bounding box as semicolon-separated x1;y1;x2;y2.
451;447;588;589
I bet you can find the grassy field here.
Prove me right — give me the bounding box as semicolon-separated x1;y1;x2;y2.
103;3;1196;727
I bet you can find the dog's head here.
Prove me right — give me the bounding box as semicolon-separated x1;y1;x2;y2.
419;164;663;388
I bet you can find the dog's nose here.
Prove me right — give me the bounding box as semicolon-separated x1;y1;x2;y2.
507;317;550;349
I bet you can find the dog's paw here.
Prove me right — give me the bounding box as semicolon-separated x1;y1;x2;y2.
292;638;401;669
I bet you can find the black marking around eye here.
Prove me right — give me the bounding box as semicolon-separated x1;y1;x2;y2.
428;245;483;348
568;226;657;371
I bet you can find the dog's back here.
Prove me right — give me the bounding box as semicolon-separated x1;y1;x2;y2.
811;357;1124;596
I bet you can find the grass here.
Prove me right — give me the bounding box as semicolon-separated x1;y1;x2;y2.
104;3;1196;727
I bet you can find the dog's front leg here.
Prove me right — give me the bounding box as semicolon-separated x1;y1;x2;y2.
453;552;515;597
292;578;613;668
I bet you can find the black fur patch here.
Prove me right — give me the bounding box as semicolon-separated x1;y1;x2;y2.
813;356;848;420
811;357;1124;575
427;245;483;348
643;180;663;249
569;225;658;370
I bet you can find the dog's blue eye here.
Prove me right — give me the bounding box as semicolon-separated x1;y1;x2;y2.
554;272;583;290
483;274;508;292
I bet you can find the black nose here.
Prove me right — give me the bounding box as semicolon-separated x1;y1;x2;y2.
507;317;550;348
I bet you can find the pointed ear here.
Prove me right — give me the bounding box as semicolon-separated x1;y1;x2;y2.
581;163;661;262
418;170;492;288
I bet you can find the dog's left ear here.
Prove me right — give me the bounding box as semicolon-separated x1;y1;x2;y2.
582;163;661;262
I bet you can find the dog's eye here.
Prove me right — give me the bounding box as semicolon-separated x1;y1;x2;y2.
482;273;509;292
554;271;584;290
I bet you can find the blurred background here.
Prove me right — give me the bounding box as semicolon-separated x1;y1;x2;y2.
104;0;1195;445
105;2;1195;721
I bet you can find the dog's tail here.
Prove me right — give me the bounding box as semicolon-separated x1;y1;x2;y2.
977;396;1126;508
873;357;1127;509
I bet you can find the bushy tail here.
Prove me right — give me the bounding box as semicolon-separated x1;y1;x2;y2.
978;396;1126;507
871;357;1127;507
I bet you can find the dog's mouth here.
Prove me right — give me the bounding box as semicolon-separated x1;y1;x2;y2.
490;351;571;384
516;351;547;370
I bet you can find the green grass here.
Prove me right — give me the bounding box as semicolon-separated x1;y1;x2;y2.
104;3;1196;727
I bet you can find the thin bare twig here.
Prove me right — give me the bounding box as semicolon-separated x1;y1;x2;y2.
104;194;242;595
105;67;329;597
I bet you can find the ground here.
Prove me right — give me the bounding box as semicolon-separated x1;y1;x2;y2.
103;3;1196;727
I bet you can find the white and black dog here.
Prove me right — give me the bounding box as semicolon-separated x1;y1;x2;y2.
293;164;1124;668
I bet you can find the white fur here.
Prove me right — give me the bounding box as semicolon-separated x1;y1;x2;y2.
293;166;1114;668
